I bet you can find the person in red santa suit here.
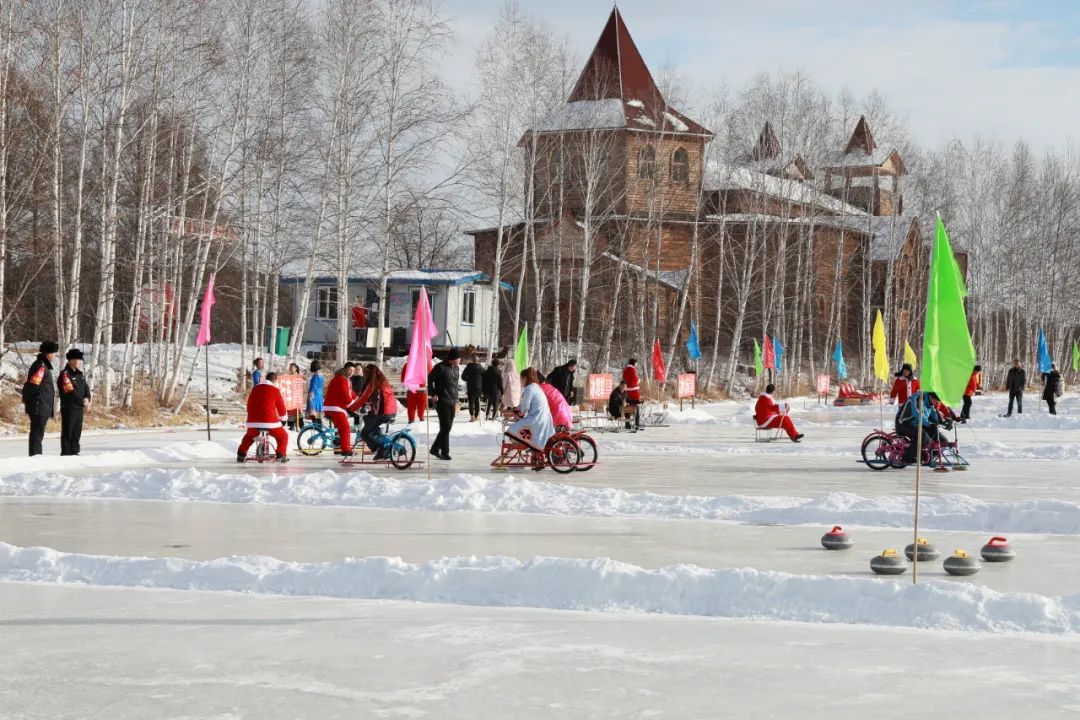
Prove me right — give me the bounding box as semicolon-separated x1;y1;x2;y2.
237;372;290;462
621;358;642;431
351;296;368;347
323;365;363;456
755;383;803;442
889;363;920;405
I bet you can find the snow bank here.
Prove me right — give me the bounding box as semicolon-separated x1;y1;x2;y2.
0;441;233;478
6;467;1079;535
2;543;1076;634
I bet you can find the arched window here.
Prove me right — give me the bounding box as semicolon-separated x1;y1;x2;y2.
671;147;690;184
638;145;657;181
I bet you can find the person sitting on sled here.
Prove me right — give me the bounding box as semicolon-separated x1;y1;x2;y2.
237;372;289;463
895;390;950;464
754;383;803;442
354;364;400;459
503;367;554;451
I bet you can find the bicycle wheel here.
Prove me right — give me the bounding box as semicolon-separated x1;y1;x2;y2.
388;433;416;470
573;434;598;472
546;437;581;474
297;426;329;456
860;432;893;471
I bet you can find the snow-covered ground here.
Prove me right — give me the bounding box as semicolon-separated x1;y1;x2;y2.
2;395;1079;716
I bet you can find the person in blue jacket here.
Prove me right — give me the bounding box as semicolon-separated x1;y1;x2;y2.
307;360;324;419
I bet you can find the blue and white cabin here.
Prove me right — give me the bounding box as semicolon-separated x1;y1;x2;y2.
282;269;512;353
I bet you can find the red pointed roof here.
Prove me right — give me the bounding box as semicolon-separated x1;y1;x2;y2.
557;8;710;137
751;122;781;161
844;115;878;156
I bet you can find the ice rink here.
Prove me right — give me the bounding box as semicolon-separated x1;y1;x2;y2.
2;395;1079;717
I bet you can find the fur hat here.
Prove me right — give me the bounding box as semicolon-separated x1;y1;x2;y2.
39;341;60;355
66;348;85;361
446;347;461;361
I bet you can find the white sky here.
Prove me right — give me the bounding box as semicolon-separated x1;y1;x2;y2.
439;0;1080;150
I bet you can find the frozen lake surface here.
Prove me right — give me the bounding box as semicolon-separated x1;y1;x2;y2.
2;395;1079;717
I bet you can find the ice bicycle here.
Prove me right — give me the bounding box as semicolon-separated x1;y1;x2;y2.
860;423;968;472
490;421;586;474
296;416;419;470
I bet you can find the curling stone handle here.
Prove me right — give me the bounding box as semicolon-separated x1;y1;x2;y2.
830;526;843;533
988;536;1008;546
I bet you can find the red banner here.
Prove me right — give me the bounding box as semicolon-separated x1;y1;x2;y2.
279;374;305;411
586;373;614;401
676;373;696;399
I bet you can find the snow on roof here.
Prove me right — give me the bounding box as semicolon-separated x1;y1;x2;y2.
709;165;870;217
280;269;514;291
633;115;656;127
626;98;645;109
601;251;687;291
663;111;689;133
532;99;626;133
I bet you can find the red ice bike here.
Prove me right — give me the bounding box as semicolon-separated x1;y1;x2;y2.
860;424;968;472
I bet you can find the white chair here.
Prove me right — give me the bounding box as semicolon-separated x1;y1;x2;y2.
754;422;784;442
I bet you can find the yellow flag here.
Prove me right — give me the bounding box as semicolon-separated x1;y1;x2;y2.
872;310;889;381
904;341;918;369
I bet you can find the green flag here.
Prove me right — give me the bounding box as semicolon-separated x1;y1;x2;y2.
921;216;975;407
514;323;529;370
753;338;763;376
1073;340;1079;372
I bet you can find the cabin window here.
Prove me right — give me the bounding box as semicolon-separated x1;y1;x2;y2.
462;289;476;325
638;145;657;181
316;286;338;320
671;147;690;184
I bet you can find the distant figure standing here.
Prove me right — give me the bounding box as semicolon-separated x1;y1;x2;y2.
428;348;461;460
461;355;484;422
482;358;504;421
1042;363;1062;416
1005;358;1026;417
959;364;982;422
57;348;91;456
252;357;265;386
400;358;430;423
622;358;641;431
547;359;578;405
351;296;368;347
22;341;59;456
307;360;324;419
889;363;919;406
499;348;522;409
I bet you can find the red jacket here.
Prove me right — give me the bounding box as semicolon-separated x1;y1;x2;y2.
351;305;367;329
965;371;982;397
357;380;399;416
754;394;781;427
246;383;287;429
324;373;361;414
622;364;640;402
890;376;920;404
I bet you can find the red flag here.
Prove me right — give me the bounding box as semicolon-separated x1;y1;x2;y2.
195;273;216;347
763;333;776;370
651;338;666;382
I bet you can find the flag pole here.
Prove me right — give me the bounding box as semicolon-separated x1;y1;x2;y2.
205;344;212;441
913;395;923;584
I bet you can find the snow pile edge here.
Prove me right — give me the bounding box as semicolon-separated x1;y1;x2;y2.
4;467;1080;535
2;543;1077;635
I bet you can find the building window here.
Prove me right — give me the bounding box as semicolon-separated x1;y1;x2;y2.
316;286;338;320
638;145;657;181
412;287;437;314
671;147;690;184
462;289;476;325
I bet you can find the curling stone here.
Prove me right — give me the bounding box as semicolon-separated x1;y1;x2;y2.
870;548;909;575
980;536;1016;562
821;525;854;550
943;549;981;576
904;537;942;562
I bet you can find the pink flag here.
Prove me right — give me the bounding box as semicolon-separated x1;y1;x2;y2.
402;286;438;389
195;273;216;347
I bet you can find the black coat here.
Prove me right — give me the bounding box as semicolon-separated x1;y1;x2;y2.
482;365;503;398
428;361;460;407
57;364;92;411
1006;367;1026;394
461;362;484;395
22;354;55;418
547;364;577;404
607;388;626;418
1042;370;1062;401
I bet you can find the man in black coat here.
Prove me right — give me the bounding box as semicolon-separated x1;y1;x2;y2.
461;355;484;422
1005;358;1026;417
57;348;92;456
22;341;59;456
1042;363;1062;416
482;358;504;420
427;348;461;460
547;358;578;405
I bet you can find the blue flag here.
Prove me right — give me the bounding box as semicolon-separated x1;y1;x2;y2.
832;340;847;379
686;322;702;361
1037;328;1053;374
773;336;784;372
